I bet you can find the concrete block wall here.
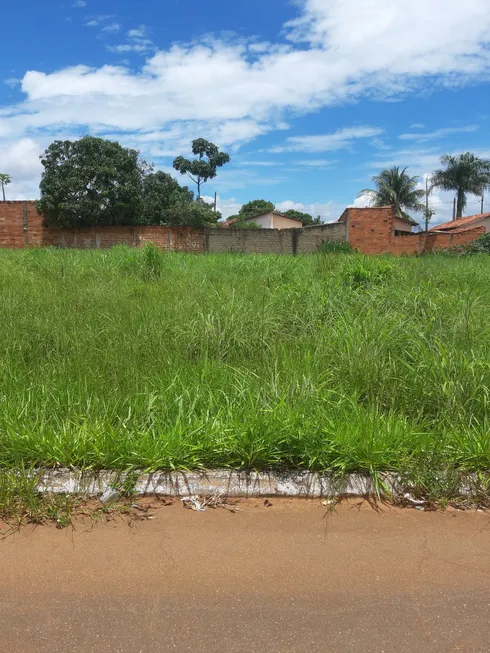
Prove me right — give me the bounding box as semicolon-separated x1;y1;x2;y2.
295;222;346;253
137;226;205;252
206;227;294;254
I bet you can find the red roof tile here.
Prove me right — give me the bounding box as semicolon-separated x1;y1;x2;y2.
429;212;490;232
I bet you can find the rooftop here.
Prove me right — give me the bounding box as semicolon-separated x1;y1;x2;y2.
224;211;304;226
429;212;490;232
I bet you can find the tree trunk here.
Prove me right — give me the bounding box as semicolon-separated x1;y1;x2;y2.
197;178;201;199
456;189;465;218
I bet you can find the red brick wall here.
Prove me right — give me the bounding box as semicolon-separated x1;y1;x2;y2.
0;201;205;252
0;201;485;255
344;206;485;255
343;206;395;254
389;235;422;255
0;201;28;247
450;226;485;247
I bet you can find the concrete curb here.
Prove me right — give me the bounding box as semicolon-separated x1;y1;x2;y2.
37;469;397;498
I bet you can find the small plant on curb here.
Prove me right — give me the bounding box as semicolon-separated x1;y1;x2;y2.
109;470;140;499
0;468;79;530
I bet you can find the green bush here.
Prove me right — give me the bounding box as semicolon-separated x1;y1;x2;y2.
343;256;394;288
117;243;164;281
442;232;490;256
317;240;353;254
463;232;490;254
163;199;218;227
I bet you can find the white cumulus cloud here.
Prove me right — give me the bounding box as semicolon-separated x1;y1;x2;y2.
399;125;479;142
270;127;384;153
2;0;490;197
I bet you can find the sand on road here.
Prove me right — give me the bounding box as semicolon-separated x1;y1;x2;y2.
1;498;489;653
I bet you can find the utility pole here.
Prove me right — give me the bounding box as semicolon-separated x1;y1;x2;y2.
481;195;484;214
452;198;456;221
425;177;429;232
214;192;217;214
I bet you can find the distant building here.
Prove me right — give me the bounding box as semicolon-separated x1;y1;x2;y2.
393;214;419;235
223;211;303;229
429;212;490;234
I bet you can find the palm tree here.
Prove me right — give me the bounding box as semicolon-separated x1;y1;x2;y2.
359;166;425;221
0;173;11;201
431;153;490;219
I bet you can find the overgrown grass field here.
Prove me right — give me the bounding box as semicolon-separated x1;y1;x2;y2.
0;246;489;481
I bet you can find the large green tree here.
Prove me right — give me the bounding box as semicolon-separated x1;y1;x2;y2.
0;173;11;201
142;171;194;224
173;138;230;199
283;209;321;225
238;199;275;221
431;153;490;218
164;199;220;227
37;136;148;227
359;166;425;221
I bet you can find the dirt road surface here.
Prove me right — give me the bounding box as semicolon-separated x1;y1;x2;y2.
1;499;490;653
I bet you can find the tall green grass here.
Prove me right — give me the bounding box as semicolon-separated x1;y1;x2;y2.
0;246;488;475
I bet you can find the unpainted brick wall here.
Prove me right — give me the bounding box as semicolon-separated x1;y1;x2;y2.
388;235;421;255
0;201;485;255
448;226;486;247
344;206;394;254
0;202;205;251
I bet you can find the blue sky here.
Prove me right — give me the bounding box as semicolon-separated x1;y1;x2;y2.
1;0;490;224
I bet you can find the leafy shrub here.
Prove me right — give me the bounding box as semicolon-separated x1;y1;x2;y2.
140;243;164;280
163;199;218;227
117;243;164;281
317;240;353;254
343;257;394;288
462;232;490;254
442;233;490;256
230;221;260;229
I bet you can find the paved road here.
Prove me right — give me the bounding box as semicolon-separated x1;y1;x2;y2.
1;499;490;652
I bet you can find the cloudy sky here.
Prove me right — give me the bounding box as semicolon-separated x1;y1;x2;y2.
1;0;490;225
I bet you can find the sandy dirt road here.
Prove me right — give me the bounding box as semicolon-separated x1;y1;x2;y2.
1;499;490;653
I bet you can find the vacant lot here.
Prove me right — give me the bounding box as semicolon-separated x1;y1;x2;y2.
0;247;489;484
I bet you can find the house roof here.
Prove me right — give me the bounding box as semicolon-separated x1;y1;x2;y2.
429;212;490;232
224;211;303;226
395;214;419;227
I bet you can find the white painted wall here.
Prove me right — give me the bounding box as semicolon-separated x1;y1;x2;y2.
246;212;303;229
250;213;274;228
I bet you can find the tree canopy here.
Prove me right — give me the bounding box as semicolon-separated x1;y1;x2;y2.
173;138;230;198
283;209;321;225
163;199;220;227
38;136;147;227
142;171;194;224
431;153;490;218
359;166;425;222
37;136;217;228
238;199;275;221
